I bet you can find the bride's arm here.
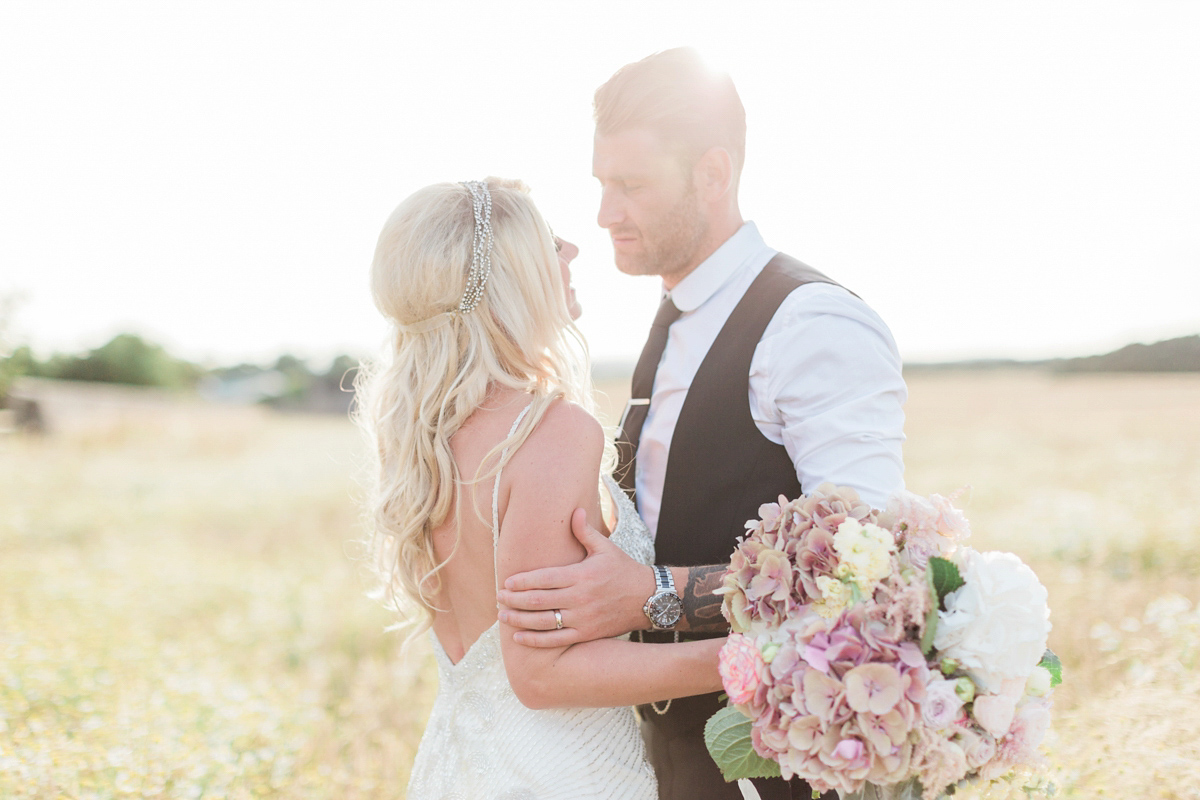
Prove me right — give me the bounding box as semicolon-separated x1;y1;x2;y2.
495;400;724;711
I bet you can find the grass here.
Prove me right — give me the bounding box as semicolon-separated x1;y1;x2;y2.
2;370;1199;797
0;411;435;798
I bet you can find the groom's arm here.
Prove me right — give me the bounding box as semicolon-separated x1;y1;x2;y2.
496;514;733;648
500;285;908;648
674;564;729;632
762;283;907;509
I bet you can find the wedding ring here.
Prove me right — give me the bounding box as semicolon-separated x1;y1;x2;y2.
553;610;564;630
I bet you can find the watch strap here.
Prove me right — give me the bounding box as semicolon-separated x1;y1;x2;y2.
653;564;675;594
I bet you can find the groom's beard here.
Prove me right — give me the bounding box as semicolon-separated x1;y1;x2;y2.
614;185;708;281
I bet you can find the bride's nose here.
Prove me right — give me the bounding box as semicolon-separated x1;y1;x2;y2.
558;238;580;263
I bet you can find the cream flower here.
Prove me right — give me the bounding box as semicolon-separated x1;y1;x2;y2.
833;519;896;593
813;575;853;618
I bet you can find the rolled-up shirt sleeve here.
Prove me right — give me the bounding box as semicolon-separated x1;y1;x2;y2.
749;282;907;510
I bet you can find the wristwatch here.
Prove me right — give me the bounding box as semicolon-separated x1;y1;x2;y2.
643;565;683;630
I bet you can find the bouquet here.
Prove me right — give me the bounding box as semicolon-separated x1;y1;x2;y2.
705;484;1059;800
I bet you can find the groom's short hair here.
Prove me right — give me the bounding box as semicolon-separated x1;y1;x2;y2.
594;47;746;177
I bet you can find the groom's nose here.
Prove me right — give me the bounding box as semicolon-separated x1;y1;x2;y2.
596;186;624;230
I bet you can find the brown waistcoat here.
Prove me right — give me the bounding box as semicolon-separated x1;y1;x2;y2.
626;253;844;800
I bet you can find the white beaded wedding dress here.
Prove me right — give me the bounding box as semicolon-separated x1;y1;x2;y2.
406;406;659;800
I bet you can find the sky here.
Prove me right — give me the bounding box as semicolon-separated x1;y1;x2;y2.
1;1;1197;367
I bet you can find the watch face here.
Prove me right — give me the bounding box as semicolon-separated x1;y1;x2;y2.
649;592;683;628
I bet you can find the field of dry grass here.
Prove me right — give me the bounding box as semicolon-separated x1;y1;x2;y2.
2;371;1199;798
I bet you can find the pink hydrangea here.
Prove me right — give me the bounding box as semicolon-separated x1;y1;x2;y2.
719;485;875;633
845;664;904;715
719;634;766;707
735;609;930;794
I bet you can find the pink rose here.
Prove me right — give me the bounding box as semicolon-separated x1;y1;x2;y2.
955;728;997;770
719;634;766;705
972;692;1017;738
921;677;965;730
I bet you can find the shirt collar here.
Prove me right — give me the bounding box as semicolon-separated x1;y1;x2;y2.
666;221;766;313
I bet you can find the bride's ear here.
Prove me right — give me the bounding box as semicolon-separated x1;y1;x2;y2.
694;146;735;203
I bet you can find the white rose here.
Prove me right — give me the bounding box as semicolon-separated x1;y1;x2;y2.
933;549;1051;694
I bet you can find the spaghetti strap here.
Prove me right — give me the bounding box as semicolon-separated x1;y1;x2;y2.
492;401;534;590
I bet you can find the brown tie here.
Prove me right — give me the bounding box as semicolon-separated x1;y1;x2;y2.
615;295;683;498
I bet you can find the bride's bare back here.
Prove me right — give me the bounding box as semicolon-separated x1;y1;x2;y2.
406;386;664;800
427;386;610;665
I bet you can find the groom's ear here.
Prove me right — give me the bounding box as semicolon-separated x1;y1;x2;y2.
694;146;736;203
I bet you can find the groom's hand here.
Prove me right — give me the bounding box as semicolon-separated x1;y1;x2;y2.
497;508;654;647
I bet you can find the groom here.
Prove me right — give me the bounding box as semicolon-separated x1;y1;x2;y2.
498;49;906;800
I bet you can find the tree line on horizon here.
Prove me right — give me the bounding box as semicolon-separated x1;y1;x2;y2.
0;331;361;408
2;309;1197;408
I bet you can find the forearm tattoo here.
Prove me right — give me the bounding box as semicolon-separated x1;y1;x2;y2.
679;564;729;634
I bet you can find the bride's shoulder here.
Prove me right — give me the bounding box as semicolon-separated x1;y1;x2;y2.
530;397;602;449
512;398;602;475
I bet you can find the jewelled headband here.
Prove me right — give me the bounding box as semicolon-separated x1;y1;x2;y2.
458;180;493;314
396;180;494;334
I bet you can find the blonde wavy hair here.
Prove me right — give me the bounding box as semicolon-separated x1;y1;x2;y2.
355;177;598;635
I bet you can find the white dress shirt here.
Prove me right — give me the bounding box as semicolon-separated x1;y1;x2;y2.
635;222;907;538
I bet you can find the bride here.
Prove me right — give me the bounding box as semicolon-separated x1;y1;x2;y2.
356;178;725;799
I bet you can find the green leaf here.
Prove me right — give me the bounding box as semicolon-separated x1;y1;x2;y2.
703;706;782;781
920;604;939;656
1039;649;1063;687
928;556;965;611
